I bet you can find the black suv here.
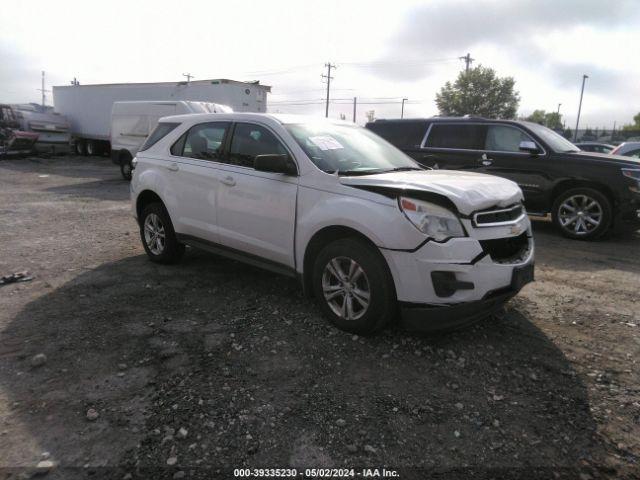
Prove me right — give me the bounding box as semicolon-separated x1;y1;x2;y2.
366;117;640;240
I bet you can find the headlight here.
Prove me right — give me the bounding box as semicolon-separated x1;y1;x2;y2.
399;197;465;241
622;168;640;180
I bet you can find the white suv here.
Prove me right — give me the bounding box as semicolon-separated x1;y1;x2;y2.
130;113;534;334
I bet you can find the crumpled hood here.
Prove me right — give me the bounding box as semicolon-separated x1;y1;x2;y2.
339;170;523;215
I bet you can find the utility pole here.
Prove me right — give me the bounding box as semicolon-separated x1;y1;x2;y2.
322;63;335;118
574;74;588;142
557;103;562;115
352;97;357;123
401;98;408;119
459;53;474;73
182;73;194;83
37;71;50;108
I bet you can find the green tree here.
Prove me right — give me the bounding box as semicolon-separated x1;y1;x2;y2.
563;127;573;140
435;65;520;119
544;112;562;130
524;110;562;130
622;112;640;131
526;110;547;125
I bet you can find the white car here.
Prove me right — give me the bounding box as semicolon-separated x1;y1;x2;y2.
611;141;640;159
130;113;534;334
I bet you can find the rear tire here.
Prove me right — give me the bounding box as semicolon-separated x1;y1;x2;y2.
139;203;185;264
312;238;396;335
86;140;96;156
120;156;132;180
75;139;86;156
552;187;612;240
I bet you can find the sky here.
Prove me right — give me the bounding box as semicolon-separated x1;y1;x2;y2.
1;0;638;128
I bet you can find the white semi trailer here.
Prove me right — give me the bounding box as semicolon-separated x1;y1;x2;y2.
52;78;270;156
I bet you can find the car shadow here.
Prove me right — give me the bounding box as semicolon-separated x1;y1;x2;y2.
0;250;611;479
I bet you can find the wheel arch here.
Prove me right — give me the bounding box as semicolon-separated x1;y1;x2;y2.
551;179;616;209
136;189;165;221
301;225;390;298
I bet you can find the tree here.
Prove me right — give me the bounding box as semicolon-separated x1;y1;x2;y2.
622;112;640;131
524;110;562;130
562;127;572;140
435;65;520;119
544;112;562;130
526;110;546;125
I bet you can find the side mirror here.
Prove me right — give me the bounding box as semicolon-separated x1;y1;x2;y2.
254;154;297;175
519;140;540;154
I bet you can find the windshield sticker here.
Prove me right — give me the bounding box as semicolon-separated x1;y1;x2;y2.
309;135;344;150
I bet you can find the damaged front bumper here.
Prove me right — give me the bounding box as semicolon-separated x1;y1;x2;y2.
399;264;533;332
381;219;535;332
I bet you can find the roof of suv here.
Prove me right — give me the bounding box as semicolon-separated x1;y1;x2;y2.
369;116;521;124
160;112;354;126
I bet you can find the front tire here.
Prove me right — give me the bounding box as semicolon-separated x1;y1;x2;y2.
312;238;396;335
552;187;612;240
139;203;185;264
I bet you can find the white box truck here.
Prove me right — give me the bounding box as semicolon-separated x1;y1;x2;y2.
52;78;270;156
110;101;232;179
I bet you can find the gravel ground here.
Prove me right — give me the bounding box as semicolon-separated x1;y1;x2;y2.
0;156;638;480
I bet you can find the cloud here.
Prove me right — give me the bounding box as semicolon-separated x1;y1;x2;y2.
371;0;639;84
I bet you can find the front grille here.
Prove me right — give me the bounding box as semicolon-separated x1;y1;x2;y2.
479;233;530;264
474;204;524;226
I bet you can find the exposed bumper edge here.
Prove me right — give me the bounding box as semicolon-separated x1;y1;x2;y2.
399;288;518;333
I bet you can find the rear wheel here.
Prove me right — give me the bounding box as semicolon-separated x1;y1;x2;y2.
75;139;86;156
86;140;96;156
552;187;612;240
312;238;396;335
120;152;133;180
139;203;185;264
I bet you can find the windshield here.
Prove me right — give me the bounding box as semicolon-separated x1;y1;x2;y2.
525;122;579;153
285;123;421;175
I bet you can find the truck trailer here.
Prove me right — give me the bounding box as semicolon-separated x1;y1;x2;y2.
52;79;270;156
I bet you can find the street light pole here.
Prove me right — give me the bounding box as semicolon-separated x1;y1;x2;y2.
557;103;561;115
401;98;408;119
574;75;588;142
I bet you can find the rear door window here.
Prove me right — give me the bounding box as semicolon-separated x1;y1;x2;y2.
139;122;179;151
425;124;486;150
173;122;230;160
485;125;536;152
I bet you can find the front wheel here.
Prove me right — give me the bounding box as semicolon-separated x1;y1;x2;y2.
552;187;612;240
139;203;185;264
312;238;396;335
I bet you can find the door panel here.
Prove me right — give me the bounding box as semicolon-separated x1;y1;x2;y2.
216;123;298;268
168;122;231;242
475;125;551;211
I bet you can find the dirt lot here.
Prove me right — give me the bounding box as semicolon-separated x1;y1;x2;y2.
0;156;638;479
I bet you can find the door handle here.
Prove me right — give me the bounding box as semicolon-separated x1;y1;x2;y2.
165;162;179;172
220;175;236;186
480;153;493;166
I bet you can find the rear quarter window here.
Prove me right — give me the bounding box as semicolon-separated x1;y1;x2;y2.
366;121;427;148
139;122;180;152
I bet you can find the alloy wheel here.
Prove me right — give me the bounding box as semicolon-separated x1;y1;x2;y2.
558;194;603;235
143;213;166;255
322;256;370;321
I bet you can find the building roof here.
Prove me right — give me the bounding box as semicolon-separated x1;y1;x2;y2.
53;78;271;92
